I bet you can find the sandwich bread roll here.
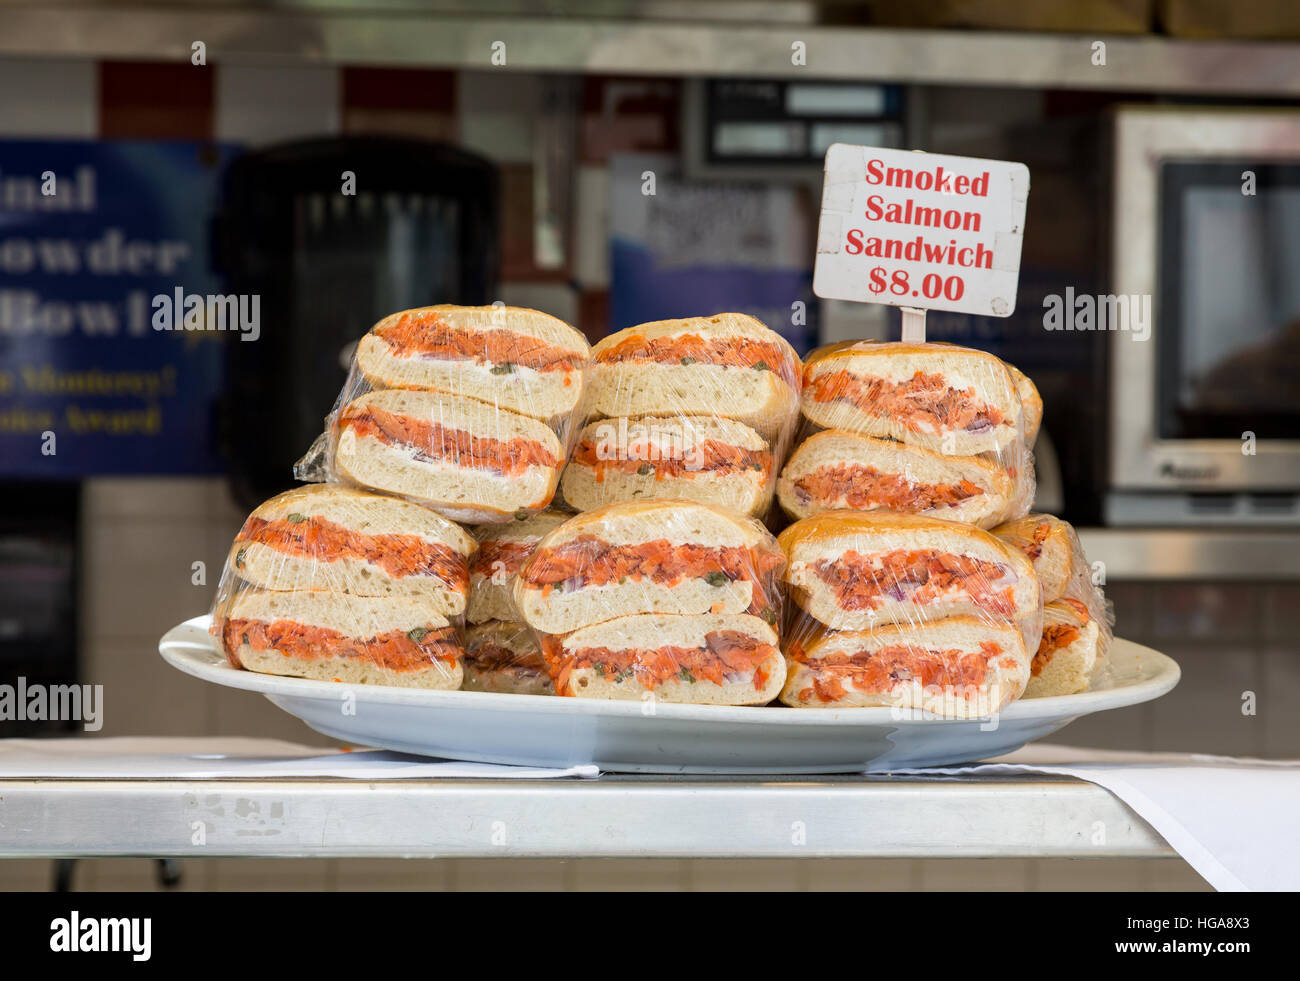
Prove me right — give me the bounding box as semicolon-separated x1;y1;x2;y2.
777;429;1014;527
1005;361;1043;447
218;589;463;689
801;340;1024;456
356;305;589;420
514;499;785;636
781;616;1029;716
228;485;477;616
335;388;564;524
587;313;800;440
463;620;554;695
992;513;1079;603
562;414;774;517
467;510;570;624
541;612;783;704
778;511;1040;633
1025;598;1105;698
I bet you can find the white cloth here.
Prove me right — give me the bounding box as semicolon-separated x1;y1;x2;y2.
894;744;1300;892
0;736;598;780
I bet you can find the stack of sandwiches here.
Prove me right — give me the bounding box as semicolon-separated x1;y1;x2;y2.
331;305;590;523
560;313;802;518
992;514;1112;697
777;512;1042;717
513;499;787;704
462;511;570;695
777;340;1038;528
212;485;477;689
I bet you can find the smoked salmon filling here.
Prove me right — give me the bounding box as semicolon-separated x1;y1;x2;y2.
341;405;559;476
235;515;468;590
1032;625;1082;675
374;313;580;372
223;618;461;672
597;332;798;390
470;540;535;578
542;631;776;695
792;464;983;512
790;640;1002;704
810;548;1017;616
464;642;547;673
520;535;783;617
807;369;1005;435
572;438;772;481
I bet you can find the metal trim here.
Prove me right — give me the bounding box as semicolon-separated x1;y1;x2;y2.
1;10;1300;95
0;776;1173;859
1109;107;1300;491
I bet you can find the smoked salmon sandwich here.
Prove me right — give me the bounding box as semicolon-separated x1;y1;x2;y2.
586;313;801;440
356;305;589;420
994;514;1112;697
541;612;784;704
992;513;1084;604
801;340;1026;456
227;485;477;616
513;499;785;636
561;414;775;517
463;620;554;696
467;510;570;624
217;590;463;689
334;388;565;523
778;511;1040;633
1025;598;1106;698
777;429;1017;527
781;616;1029;716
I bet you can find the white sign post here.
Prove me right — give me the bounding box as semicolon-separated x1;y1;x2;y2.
813;144;1030;341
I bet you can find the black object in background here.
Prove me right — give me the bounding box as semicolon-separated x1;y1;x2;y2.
0;482;78;734
213;136;500;512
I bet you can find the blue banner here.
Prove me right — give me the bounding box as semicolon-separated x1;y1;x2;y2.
0;140;239;476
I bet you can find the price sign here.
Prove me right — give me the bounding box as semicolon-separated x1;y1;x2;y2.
813;144;1029;320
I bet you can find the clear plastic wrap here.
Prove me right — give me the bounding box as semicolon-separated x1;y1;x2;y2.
991;513;1114;698
463;620;554;695
467;510;571;625
513;498;787;704
777;511;1045;718
777;339;1038;528
209;484;477;689
295;305;591;524
557;313;803;519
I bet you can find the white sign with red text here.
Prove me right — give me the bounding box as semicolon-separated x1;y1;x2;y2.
814;144;1029;317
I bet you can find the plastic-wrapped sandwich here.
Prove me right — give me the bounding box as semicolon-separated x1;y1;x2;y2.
467;510;570;624
801;341;1032;455
357;305;588;420
226;485;477;613
514;499;785;635
781;340;1038;526
463;620;554;695
514;499;787;704
777;430;1017;528
296;304;590;524
211;485;476;690
992;513;1113;697
559;313;801;517
219;591;464;689
778;511;1043;717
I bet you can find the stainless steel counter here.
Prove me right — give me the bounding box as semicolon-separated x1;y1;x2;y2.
0;774;1173;859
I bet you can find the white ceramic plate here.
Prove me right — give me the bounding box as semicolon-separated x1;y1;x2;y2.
161;616;1179;774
